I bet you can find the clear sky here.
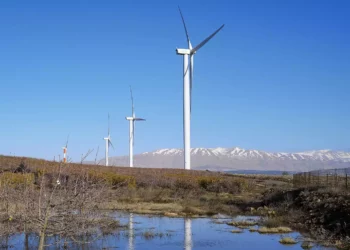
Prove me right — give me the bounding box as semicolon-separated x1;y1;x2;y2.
0;0;349;161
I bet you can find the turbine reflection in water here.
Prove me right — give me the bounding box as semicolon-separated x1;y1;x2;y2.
128;213;134;250
184;218;192;250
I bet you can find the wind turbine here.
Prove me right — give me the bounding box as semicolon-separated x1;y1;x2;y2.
125;86;145;167
176;7;224;170
62;134;69;163
104;114;114;166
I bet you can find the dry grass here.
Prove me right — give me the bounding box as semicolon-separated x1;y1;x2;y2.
248;227;258;232
0;154;291;219
260;217;285;228
258;226;293;234
163;212;179;217
279;237;297;244
227;220;258;227
101;202;183;214
231;229;244;233
0;172;34;187
224;173;292;183
0;155;283;218
0;155;255;194
141;230;169;240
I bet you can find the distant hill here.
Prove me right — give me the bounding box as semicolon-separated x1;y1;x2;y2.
225;170;296;175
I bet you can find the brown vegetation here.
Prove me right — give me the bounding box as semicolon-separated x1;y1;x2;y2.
0;157;126;249
231;229;244;233
0;155;299;248
227;220;258;227
258;226;293;234
0;155;288;216
279;237;297;244
3;155;350;248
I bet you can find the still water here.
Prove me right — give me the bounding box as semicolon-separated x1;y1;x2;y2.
1;213;332;250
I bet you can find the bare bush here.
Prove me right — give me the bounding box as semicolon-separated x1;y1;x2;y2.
0;162;116;249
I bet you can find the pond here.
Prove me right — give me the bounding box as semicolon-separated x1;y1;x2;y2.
1;213;333;249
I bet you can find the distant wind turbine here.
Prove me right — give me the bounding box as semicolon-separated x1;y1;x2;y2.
126;86;145;167
62;134;69;163
176;7;224;170
104;114;114;166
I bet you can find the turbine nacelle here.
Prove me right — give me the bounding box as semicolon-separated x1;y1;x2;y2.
126;117;145;121
176;48;191;55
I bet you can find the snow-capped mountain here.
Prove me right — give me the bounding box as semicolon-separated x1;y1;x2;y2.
109;147;350;172
142;148;350;162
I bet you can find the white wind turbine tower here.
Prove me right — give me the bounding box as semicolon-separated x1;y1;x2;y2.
176;7;224;170
126;86;145;167
104;114;114;166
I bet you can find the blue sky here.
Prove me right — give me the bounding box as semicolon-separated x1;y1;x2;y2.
0;0;349;161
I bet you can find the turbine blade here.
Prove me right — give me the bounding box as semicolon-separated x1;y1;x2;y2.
109;139;115;150
130;86;135;117
134;118;146;121
178;6;192;49
108;113;110;136
132;121;135;146
65;134;70;148
191;24;225;53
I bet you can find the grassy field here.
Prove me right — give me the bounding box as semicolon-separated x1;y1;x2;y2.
0;154;292;216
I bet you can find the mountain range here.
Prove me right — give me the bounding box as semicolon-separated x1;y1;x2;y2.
108;147;350;172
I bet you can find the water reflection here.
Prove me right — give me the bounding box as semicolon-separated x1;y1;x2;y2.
127;215;192;250
184;218;192;250
0;213;334;250
128;213;134;250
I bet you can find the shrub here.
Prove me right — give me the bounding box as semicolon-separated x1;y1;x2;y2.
14;162;30;173
88;171;136;188
168;174;197;190
205;177;248;194
0;172;34;187
301;241;313;249
197;176;220;190
261;217;284;228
